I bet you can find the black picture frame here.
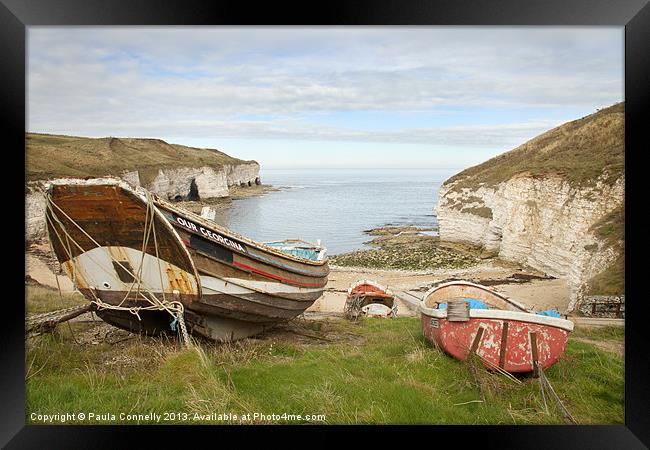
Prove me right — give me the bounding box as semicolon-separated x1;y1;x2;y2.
5;0;649;447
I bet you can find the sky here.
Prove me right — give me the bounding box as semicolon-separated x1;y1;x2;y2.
27;27;623;169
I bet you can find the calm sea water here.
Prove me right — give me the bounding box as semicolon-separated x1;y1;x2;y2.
212;168;460;255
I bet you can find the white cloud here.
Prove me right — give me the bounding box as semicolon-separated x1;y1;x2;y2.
27;27;623;156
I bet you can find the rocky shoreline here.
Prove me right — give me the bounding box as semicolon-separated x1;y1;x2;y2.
329;225;482;271
436;104;625;312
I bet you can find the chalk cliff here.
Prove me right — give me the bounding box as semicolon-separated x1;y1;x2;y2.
224;163;261;187
26;185;48;241
25;133;261;240
437;103;625;311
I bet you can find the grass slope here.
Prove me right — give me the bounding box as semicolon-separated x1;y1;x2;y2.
26;133;255;184
26;317;623;425
586;204;625;295
445;102;624;192
442;104;625;295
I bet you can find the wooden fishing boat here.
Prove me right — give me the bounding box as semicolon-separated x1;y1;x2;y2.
344;280;396;318
420;281;573;373
152;197;329;340
44;177;329;341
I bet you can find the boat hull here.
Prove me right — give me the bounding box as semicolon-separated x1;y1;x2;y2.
44;178;328;341
347;279;395;308
421;310;571;373
155;202;329;328
345;279;396;318
420;281;573;373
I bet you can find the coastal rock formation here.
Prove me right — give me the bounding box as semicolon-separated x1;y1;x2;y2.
26;184;48;241
224;162;261;187
147;166;229;200
437;103;625;311
120;170;141;187
118;164;261;200
117;163;261;199
25;133;261;240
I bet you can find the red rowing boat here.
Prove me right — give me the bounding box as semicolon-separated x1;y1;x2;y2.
345;280;396;318
420;281;574;373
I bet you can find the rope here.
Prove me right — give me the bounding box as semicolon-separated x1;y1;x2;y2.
25;304;93;338
178;308;191;347
537;362;549;414
43;188;192;347
538;365;577;424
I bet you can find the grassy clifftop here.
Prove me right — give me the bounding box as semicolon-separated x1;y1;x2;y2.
445;102;624;192
26;133;255;182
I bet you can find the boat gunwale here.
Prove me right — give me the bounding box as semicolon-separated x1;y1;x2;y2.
153;195;329;267
422;280;529;312
420;305;574;331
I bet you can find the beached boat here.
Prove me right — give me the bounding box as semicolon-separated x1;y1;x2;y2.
44;177;329;341
345;280;396;319
420;281;573;373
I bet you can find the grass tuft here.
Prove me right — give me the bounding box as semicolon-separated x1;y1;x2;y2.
25;284;87;314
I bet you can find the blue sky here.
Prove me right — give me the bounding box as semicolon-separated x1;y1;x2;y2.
27;27;623;169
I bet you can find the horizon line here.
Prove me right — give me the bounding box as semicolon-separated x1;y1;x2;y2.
261;167;465;170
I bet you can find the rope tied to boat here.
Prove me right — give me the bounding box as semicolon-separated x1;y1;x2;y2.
536;363;577;424
42;186;192;347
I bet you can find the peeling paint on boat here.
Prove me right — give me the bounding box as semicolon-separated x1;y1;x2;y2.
420;280;573;373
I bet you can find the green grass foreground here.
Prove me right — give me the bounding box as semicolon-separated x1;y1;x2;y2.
26;316;624;425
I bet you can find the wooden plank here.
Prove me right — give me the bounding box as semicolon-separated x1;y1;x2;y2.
530;331;539;377
498;321;509;369
469;327;485;354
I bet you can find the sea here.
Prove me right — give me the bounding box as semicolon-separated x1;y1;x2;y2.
211;168;461;256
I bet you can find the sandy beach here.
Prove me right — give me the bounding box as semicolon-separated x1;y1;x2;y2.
307;264;570;317
27;239;571;319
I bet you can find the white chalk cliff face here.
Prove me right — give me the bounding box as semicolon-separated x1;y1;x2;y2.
26;162;261;240
438;174;624;311
26;185;47;241
437;103;624;312
224;162;261;187
147;166;229;200
123;163;261;200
